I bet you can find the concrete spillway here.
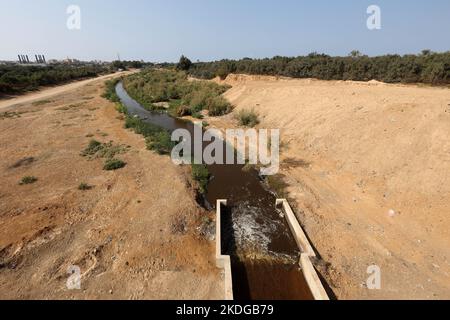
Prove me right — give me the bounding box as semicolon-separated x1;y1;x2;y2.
216;199;329;300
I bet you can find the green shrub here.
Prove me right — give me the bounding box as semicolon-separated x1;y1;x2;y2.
192;112;204;119
125;115;175;155
115;102;127;114
81;140;103;157
192;164;210;194
103;158;126;171
146;131;174;155
208;96;233;116
235;108;260;127
1;111;21;120
19;176;38;185
78;182;92;190
32;99;53;106
102;79;120;102
81;139;128;159
175;105;192;117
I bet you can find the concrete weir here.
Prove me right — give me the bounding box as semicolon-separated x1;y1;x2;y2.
276;199;329;300
216;199;234;300
215;199;329;300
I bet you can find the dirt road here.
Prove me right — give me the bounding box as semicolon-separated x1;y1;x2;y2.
209;74;450;300
0;75;223;299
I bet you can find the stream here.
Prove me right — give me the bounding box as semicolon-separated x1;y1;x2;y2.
116;81;313;300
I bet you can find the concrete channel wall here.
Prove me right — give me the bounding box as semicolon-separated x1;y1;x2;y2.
276;199;329;300
216;198;328;300
216;199;234;300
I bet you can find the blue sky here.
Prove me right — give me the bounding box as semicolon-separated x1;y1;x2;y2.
0;0;449;62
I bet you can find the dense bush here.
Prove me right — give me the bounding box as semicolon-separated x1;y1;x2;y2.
19;176;38;185
0;64;110;96
187;51;450;85
235;108;260;127
78;182;92;191
103;158;126;171
123;69;233;116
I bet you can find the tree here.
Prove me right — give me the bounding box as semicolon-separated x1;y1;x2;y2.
349;50;363;58
177;55;192;71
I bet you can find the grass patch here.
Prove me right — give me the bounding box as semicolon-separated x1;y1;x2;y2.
81;140;103;157
145;131;173;155
171;215;188;235
78;182;92;190
32;99;53;106
124;116;175;155
56;103;84;111
80;139;129;159
235;108;260;127
192;164;210;194
115;102;127;114
10;157;35;169
19;176;38;185
192;111;204;119
0;111;21;120
103;158;126;171
102;79;120;102
265;174;289;198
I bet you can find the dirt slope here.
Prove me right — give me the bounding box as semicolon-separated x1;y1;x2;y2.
0;77;223;299
210;74;450;299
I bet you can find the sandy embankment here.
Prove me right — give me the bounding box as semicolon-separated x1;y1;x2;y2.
209;74;450;299
0;76;223;299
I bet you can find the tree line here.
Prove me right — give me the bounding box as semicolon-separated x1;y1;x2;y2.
183;51;450;85
0;64;110;96
111;60;151;70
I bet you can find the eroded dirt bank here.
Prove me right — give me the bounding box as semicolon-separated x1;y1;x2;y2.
208;74;450;299
0;77;223;299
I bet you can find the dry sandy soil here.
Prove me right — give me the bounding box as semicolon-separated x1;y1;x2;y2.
209;74;450;300
0;76;223;299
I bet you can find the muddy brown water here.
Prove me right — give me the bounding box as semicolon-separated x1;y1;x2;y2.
116;82;313;300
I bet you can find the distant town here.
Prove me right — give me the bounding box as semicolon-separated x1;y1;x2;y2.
0;54;127;66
